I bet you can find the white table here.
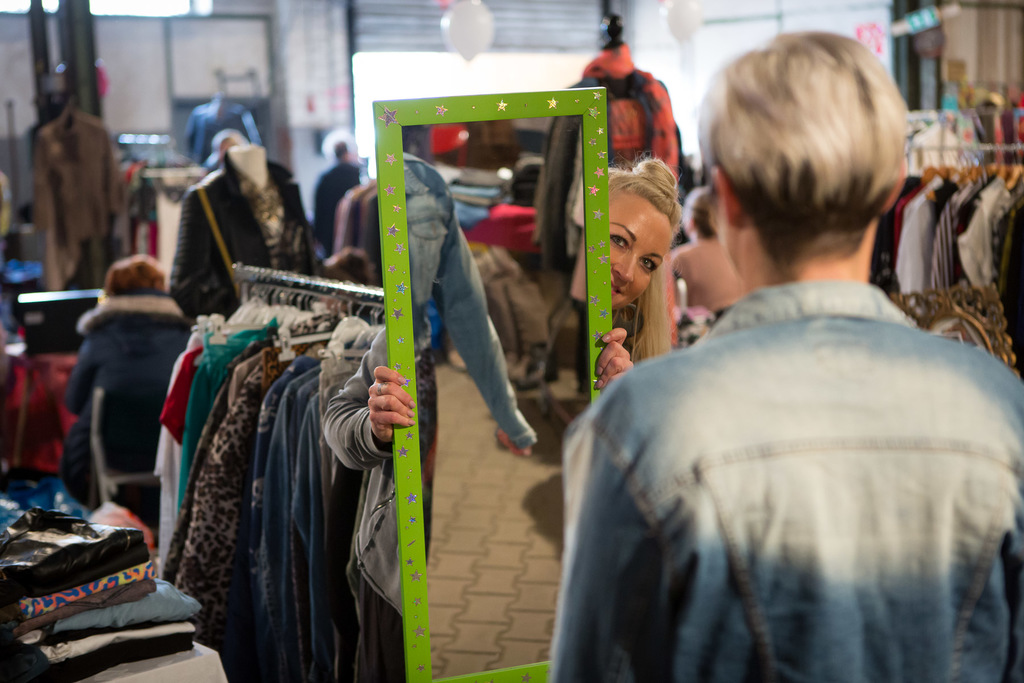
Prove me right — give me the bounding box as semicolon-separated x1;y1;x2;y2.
76;643;228;683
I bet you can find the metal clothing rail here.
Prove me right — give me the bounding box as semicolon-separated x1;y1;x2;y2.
232;263;385;309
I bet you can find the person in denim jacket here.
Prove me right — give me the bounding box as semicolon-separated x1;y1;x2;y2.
324;155;536;681
552;33;1024;682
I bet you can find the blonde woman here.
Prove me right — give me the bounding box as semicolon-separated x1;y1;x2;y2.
592;158;680;390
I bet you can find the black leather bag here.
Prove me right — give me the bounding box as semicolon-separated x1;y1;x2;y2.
0;509;144;598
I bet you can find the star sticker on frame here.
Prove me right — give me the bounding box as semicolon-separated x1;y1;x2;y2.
409;516;417;524
522;675;532;682
396;282;407;294
411;571;423;582
394;243;405;254
597;127;604;135
589;185;599;196
592;209;604;220
413;598;422;606
598;240;606;247
414;626;425;636
418;665;425;672
406;558;413;565
397;336;406;344
392;204;402;213
547;98;558;109
378;106;398;127
590;295;599;305
384;185;396;196
599;255;609;265
588;138;597;146
403;378;412;387
406;429;414;437
407;493;417;504
398;446;408;457
392;308;404;320
597;150;607;159
599;308;608;318
435;104;448;116
593;330;603;341
497;100;508;111
587;245;595;253
385;153;396;165
589;107;600;118
594;167;605;177
387;225;398;237
388;265;397;273
593;91;602;99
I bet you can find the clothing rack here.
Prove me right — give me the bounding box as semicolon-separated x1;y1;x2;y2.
232;263;386;310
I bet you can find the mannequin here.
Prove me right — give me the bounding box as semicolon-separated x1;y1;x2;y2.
227;144;269;190
170;141;317;318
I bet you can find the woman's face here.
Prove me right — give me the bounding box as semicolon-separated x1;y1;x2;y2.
608;192;673;310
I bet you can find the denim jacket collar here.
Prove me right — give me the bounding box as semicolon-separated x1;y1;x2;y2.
706;280;914;341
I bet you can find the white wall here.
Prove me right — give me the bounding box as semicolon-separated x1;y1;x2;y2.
352;51;593;175
626;0;893;157
944;4;1023;98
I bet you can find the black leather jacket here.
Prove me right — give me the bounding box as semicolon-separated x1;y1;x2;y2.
0;508;146;598
169;157;317;318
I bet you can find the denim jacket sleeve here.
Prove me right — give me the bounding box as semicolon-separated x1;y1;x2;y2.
323;330;392;470
552;415;673;681
432;198;537;450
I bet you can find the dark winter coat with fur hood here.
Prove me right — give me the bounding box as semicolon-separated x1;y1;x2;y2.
60;290;191;507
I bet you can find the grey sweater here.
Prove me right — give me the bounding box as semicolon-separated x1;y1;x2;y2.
322;330;403;612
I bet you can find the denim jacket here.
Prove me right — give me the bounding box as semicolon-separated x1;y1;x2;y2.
553;281;1024;682
404;155;535;450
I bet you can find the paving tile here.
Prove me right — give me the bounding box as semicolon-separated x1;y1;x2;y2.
466;567;520;596
438;651;497;678
508;582;560;612
523;530;561;559
426;606;462;636
488;639;552;670
455;594;516;624
443;528;491;554
447;621;505;653
429;551;479;579
503;610;555;641
478;542;529;569
490;519;534;544
427;577;473;607
518;557;562;584
460;486;510;509
445;508;499;531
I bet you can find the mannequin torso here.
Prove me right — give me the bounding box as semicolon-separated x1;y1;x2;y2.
227;144;269;190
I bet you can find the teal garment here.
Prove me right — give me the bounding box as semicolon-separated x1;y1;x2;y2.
176;325;273;510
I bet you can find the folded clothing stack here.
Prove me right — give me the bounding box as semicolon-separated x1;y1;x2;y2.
0;509;201;683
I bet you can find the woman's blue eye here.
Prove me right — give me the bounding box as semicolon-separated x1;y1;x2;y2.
641;258;656;272
610;234;627;247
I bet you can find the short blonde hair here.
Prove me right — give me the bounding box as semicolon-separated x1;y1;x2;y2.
608;157;679;362
699;32;906;270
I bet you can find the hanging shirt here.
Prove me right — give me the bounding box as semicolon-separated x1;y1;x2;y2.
957;178;1014;286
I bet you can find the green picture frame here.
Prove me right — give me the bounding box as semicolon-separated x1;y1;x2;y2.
373;88;610;683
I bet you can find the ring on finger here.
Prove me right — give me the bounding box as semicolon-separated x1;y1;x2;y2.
377;382;386;396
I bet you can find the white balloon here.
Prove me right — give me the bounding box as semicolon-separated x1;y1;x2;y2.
661;0;703;43
441;0;495;62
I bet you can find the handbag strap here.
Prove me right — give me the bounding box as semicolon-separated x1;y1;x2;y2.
196;185;239;296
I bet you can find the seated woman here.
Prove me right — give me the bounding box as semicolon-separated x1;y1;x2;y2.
61;256;191;518
670;186;744;314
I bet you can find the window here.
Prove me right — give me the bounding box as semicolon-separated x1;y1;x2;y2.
0;0;190;15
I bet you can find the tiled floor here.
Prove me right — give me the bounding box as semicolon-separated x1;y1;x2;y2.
427;363;582;678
